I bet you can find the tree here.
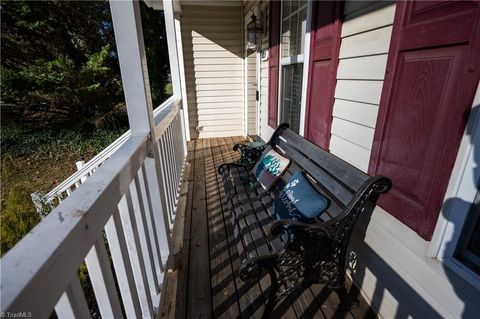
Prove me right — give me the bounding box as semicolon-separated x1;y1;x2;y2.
140;2;172;107
0;1;125;130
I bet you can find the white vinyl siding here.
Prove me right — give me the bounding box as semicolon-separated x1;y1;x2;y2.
329;1;395;172
182;5;244;138
329;3;479;319
246;53;257;135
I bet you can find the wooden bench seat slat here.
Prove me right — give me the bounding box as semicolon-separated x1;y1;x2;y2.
223;171;248;262
229;167;274;258
227;168;262;259
253;184;291;245
248;196;285;252
236;172;286;252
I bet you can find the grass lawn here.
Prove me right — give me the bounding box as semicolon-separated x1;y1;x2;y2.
1;126;126;254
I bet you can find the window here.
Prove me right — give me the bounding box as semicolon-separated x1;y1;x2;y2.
432;90;480;288
456;186;480;274
279;0;307;133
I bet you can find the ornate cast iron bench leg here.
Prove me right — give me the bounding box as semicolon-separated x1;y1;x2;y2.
263;269;278;319
334;272;359;311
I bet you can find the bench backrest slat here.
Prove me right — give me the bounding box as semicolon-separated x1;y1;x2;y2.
275;138;353;207
268;125;371;214
276;128;368;191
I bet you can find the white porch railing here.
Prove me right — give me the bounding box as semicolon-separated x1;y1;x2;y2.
0;97;186;318
31;96;179;209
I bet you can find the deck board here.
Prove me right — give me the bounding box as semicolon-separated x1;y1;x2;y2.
187;139;213;319
159;137;377;319
206;138;241;318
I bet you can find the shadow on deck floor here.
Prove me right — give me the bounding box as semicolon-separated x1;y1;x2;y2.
159;137;376;319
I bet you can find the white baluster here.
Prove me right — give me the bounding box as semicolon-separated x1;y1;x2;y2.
85;239;124;319
105;212;142;318
119;192;154;318
55;275;91;319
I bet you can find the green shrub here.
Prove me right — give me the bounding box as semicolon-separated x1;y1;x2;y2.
0;185;41;255
1;152;15;184
164;82;173;96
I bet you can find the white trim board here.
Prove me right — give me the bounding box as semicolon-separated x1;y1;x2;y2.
429;82;480;289
276;0;311;136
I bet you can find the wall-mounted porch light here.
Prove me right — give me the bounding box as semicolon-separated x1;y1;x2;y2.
247;13;261;51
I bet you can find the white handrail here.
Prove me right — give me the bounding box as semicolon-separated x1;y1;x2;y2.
33;96;179;208
2;134;149;317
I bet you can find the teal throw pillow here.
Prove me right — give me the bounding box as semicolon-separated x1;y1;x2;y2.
274;171;329;223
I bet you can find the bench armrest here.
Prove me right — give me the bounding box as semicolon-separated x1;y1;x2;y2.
232;143;266;151
232;143;267;169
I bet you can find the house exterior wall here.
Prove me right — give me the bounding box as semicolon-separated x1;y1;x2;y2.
181;4;244;138
251;1;480;318
179;1;480;317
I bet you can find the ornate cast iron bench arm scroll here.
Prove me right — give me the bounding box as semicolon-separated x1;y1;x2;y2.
233;143;267;169
232;123;290;169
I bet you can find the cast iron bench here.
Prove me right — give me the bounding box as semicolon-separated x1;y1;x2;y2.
218;123;391;318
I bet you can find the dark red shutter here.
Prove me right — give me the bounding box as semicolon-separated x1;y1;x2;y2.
304;1;343;149
267;0;280;128
369;1;480;240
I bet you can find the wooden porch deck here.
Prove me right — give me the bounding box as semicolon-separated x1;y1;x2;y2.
160;137;376;319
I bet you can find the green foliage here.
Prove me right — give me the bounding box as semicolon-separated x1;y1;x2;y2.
1;126;125;159
140;3;172;107
165;83;173;96
1;1;173;130
78;263;101;318
0;185;41;255
1;153;15;184
1;1;125;129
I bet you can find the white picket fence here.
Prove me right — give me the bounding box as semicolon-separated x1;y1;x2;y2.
2;97;187;318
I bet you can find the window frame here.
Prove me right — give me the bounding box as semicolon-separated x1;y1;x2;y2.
276;0;312;136
429;84;480;289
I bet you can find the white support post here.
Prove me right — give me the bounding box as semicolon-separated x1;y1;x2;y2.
164;0;191;144
174;14;191;144
110;0;155;135
163;0;181;99
110;0;173;253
